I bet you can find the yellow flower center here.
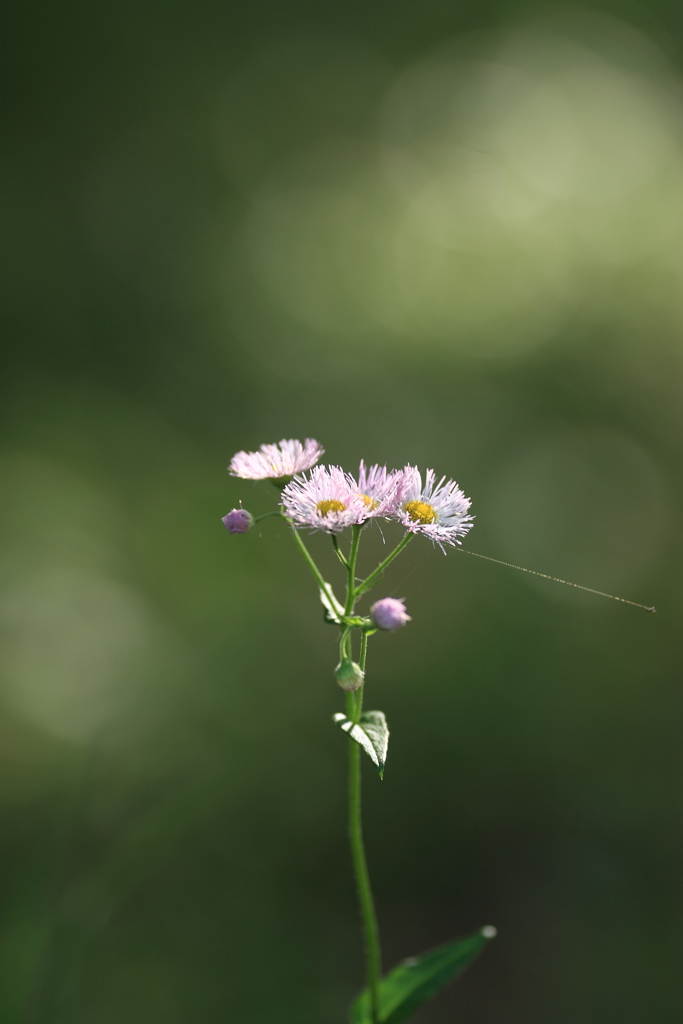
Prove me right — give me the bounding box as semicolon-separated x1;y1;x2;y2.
404;499;437;525
316;499;346;516
360;494;378;510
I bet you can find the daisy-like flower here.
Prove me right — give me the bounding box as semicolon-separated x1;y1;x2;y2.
394;466;473;551
229;438;324;481
281;465;371;533
353;461;403;519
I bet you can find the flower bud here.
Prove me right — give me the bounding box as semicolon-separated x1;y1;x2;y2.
335;659;364;691
370;597;411;631
222;508;254;534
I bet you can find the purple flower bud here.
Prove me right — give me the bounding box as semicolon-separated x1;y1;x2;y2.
335;659;364;691
222;508;254;534
370;597;411;631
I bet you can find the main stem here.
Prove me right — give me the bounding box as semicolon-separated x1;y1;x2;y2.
287;522;388;1020
347;634;382;1023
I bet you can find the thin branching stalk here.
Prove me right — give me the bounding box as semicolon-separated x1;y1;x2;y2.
332;534;350;568
289;522;338;612
356;533;413;596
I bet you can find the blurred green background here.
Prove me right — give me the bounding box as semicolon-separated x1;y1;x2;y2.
2;1;682;1021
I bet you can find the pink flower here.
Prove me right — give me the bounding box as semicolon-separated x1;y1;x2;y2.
229;438;324;480
393;466;473;551
354;461;403;519
281;465;370;533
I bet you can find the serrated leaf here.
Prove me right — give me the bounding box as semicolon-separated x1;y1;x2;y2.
320;583;345;624
333;710;389;779
349;927;495;1024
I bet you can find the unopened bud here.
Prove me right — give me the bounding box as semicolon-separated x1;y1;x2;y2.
370;597;411;631
222;508;254;534
335;659;364;691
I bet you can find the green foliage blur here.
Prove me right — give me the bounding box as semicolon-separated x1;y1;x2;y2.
2;1;682;1021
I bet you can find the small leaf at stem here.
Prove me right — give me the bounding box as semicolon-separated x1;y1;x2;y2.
333;711;389;779
320;583;345;625
349;927;495;1024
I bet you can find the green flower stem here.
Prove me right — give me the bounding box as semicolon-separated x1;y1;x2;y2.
332;535;350;568
356;532;413;596
289;524;337;612
288;519;397;1024
340;626;352;664
253;510;283;523
347;633;381;1024
357;632;368;721
344;524;362;616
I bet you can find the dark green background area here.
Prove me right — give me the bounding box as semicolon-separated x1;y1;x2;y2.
1;2;682;1022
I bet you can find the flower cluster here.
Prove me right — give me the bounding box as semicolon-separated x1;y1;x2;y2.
223;439;502;1018
227;437;473;550
280;461;403;536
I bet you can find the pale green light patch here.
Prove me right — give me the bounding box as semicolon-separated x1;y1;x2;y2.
238;15;683;362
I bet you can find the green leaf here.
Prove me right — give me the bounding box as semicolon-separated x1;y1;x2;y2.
333;710;389;779
320;583;344;624
349;927;496;1024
